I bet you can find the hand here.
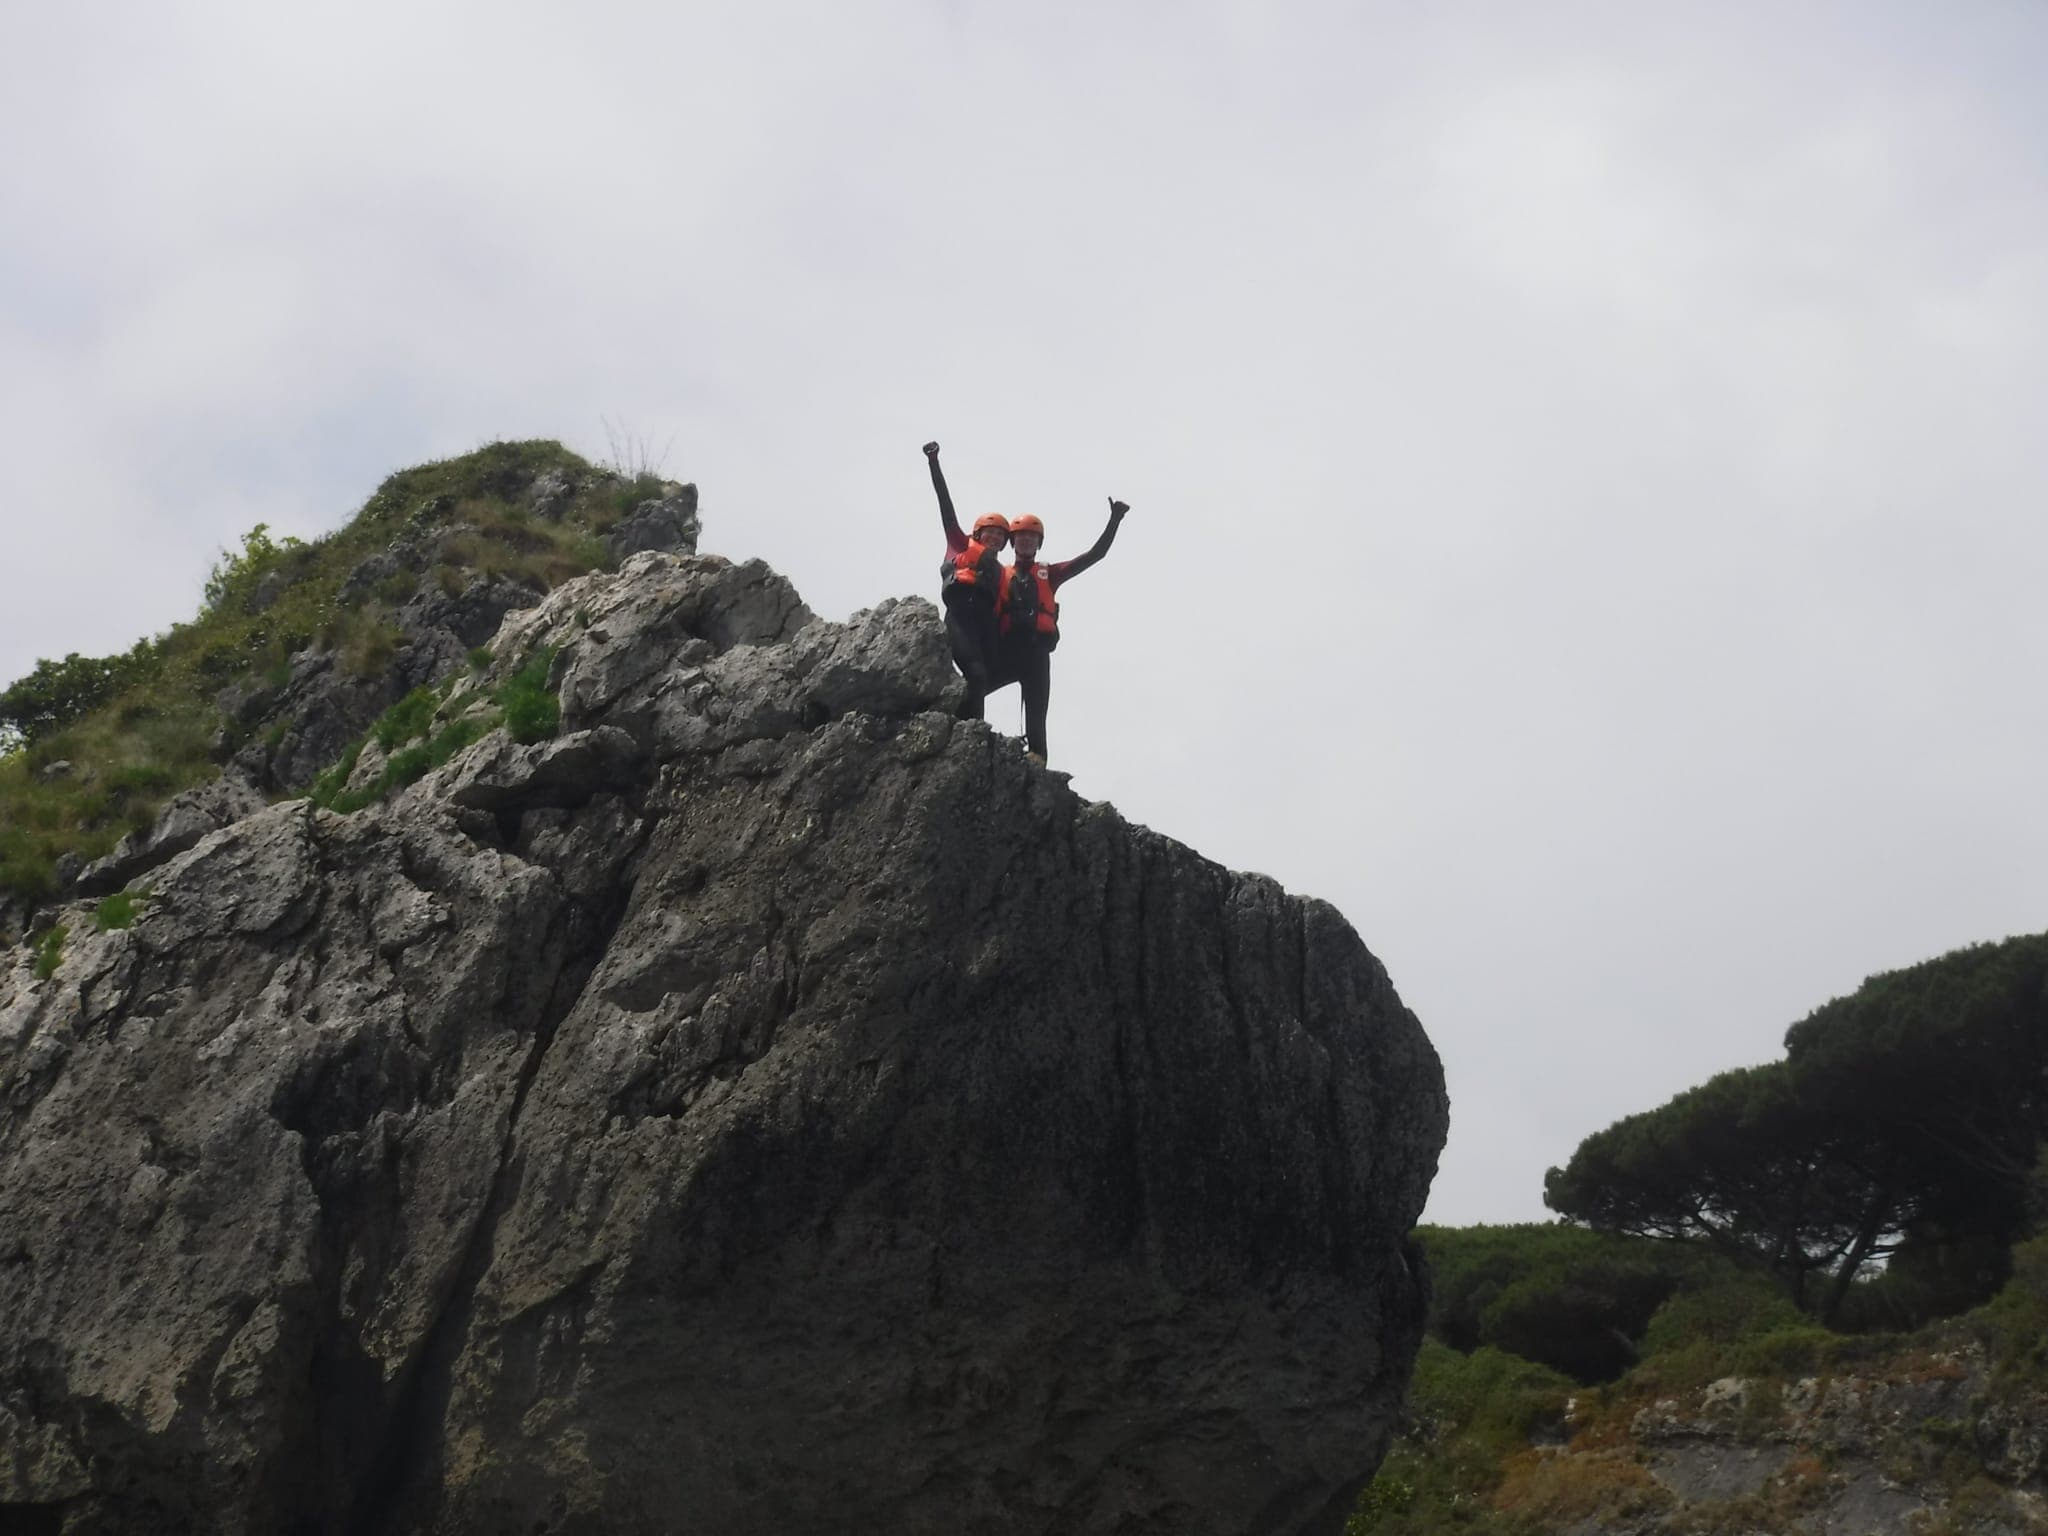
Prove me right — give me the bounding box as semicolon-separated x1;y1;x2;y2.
922;441;941;458
1109;498;1129;517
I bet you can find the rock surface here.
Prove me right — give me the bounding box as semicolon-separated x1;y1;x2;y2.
0;549;1446;1536
1541;1348;2048;1536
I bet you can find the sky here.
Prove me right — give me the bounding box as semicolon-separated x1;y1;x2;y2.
4;0;2046;1225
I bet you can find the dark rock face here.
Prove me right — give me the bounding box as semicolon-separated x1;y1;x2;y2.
605;483;700;563
0;551;1446;1536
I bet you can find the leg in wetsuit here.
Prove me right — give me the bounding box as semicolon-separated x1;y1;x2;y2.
944;596;1000;721
994;633;1051;760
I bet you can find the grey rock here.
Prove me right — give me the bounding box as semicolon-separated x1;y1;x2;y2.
527;468;576;520
1646;1442;1791;1503
339;538;431;605
792;596;963;717
605;482;700;561
75;773;271;896
33;759;74;784
0;549;1446;1536
1796;1465;1928;1536
446;726;643;813
397;575;537;654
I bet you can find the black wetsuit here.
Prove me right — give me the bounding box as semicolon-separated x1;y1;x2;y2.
930;454;1002;721
989;508;1124;760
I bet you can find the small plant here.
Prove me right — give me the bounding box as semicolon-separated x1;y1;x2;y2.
373;687;438;751
32;923;68;981
326;713;494;814
497;646;560;744
467;646;493;670
308;740;365;810
600;418;675;482
94;889;145;931
203;523;305;615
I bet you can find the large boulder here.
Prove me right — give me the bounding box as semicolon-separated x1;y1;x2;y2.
0;550;1445;1536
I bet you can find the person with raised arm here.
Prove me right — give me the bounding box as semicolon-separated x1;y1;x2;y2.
990;497;1127;765
924;441;1010;724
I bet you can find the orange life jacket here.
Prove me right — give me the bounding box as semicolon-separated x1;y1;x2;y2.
940;538;1003;601
998;562;1060;642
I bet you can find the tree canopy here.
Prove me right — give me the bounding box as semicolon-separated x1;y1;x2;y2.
1546;935;2048;1324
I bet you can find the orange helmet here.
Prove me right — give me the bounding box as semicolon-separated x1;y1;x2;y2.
1009;514;1045;540
972;513;1010;541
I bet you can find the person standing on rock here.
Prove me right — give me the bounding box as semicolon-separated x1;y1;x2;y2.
992;498;1128;766
924;441;1010;724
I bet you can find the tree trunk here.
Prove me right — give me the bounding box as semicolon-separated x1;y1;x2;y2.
1821;1187;1894;1327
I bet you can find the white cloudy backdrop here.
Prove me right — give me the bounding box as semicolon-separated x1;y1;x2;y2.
5;1;2046;1223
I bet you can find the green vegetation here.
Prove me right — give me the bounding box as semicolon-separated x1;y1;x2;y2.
1366;934;2048;1533
1424;1223;1709;1383
1349;1342;1579;1535
31;923;68;981
1;440;630;904
320;714;496;815
93;889;146;931
1546;934;2048;1325
498;646;560;744
373;687;439;751
302;643;560;816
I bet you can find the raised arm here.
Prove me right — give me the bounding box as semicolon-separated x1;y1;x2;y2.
1048;498;1129;586
924;441;968;552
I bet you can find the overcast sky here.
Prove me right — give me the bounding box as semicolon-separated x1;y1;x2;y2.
5;1;2046;1224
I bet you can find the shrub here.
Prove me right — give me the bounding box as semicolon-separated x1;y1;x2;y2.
32;923;68;981
374;687;439;751
308;741;365;810
323;713;496;816
1421;1224;1701;1384
1347;1342;1573;1535
203;523;305;615
498;647;560;744
0;653;141;746
1973;1233;2048;1393
94;890;143;931
1639;1273;1805;1356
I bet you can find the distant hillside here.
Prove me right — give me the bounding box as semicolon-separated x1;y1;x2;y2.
1353;933;2048;1533
1351;1229;2048;1534
0;441;694;934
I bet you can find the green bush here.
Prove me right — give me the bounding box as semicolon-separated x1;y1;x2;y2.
0;652;144;747
1421;1224;1703;1384
1973;1233;2048;1393
1347;1341;1574;1535
373;687;439;750
32;923;68;981
324;713;496;816
1639;1272;1805;1356
498;647;560;744
94;890;143;931
203;523;305;615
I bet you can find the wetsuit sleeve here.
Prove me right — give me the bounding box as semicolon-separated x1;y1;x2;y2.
931;455;968;554
1047;505;1124;588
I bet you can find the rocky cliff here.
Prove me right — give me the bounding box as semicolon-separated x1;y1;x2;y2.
0;530;1446;1535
